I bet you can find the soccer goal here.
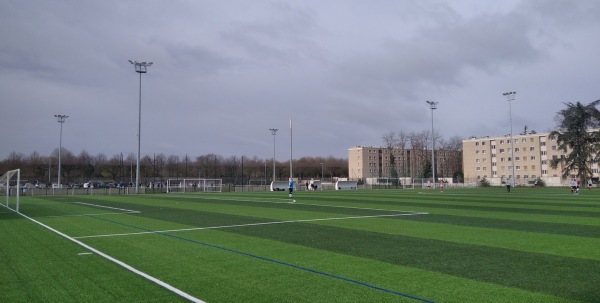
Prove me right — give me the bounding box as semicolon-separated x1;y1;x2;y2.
166;178;222;193
0;169;21;212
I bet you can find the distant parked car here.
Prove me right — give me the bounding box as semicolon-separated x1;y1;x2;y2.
51;184;62;189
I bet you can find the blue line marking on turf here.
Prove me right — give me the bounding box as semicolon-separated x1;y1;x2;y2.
36;202;436;303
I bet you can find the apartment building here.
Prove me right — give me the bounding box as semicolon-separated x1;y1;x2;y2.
348;146;462;181
462;132;599;186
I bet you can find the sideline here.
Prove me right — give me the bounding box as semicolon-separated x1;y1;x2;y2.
74;212;428;239
1;205;206;303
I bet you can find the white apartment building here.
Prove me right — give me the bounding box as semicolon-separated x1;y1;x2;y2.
462;132;599;186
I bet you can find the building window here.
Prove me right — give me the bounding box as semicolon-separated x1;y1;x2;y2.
482;150;487;154
482;142;486;145
516;166;521;170
515;148;520;152
522;138;526;143
476;167;481;171
530;147;535;151
530;156;536;161
515;157;520;161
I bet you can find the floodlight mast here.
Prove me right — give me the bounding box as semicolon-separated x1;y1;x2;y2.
269;129;278;182
426;101;438;187
54;115;68;188
503;91;517;189
129;60;153;194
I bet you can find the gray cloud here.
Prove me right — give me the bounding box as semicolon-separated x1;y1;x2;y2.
1;0;600;161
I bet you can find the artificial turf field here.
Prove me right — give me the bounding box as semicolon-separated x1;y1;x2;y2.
1;187;599;303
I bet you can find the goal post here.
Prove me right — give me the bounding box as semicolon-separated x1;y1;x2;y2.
166;178;222;193
0;169;20;212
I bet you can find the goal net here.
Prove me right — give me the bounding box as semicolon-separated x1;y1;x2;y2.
0;169;21;212
166;178;223;193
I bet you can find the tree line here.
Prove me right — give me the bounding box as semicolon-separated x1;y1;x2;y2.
0;149;348;186
381;129;464;180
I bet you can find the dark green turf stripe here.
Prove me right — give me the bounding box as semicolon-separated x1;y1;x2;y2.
223;222;600;302
348;199;600;217
395;214;600;238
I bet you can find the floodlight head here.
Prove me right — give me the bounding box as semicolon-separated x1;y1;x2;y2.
130;59;153;73
426;101;438;110
55;114;68;123
269;128;279;135
503;91;516;102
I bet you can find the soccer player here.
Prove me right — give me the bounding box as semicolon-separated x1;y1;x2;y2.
570;179;577;194
439;179;444;192
288;178;294;201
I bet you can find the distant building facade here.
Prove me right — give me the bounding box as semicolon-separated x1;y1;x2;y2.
462;132;599;186
348;146;462;181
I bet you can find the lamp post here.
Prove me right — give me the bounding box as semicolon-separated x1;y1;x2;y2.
54;115;68;188
504;91;516;189
426;101;438;187
320;162;324;181
129;60;153;194
269;128;278;182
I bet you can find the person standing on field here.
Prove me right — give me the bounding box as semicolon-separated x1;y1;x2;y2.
570;179;577;194
439;179;444;192
288;178;294;201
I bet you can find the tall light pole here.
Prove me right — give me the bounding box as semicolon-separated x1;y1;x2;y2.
54;115;68;188
269;128;278;182
504;91;516;188
129;60;153;194
320;162;324;181
426;101;438;187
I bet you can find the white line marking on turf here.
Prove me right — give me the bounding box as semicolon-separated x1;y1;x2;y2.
74;212;428;239
43;212;139;218
167;195;421;213
74;202;140;213
78;252;93;255
1;205;206;303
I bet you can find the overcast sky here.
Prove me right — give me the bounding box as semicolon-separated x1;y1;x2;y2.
2;0;599;161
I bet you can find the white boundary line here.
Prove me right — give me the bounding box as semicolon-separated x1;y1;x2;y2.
43;212;139;218
168;195;421;213
74;212;428;239
73;202;140;213
3;206;206;303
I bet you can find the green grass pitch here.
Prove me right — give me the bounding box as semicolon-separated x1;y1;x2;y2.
1;187;599;302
